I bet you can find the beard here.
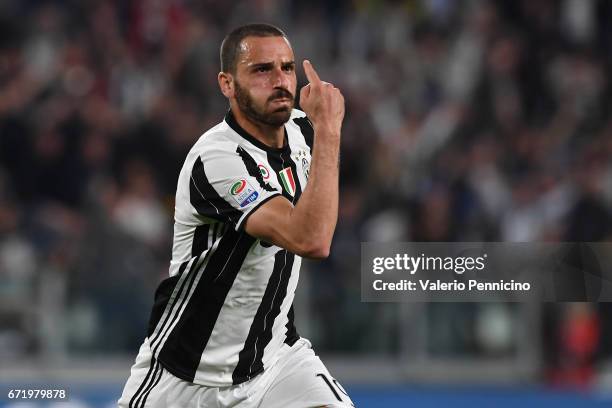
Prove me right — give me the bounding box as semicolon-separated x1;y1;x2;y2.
234;80;294;127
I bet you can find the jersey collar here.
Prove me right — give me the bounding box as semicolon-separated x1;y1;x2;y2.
225;110;290;154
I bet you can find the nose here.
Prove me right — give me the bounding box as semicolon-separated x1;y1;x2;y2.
271;66;289;89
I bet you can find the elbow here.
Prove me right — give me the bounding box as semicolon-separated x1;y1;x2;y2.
296;240;331;260
304;244;330;260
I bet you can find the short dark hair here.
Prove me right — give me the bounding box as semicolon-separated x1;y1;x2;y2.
220;23;288;74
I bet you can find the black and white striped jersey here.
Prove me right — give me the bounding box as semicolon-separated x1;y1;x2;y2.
145;108;314;387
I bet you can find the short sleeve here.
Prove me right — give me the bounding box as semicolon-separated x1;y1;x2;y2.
189;144;281;230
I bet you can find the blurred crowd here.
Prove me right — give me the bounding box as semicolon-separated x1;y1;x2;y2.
1;0;612;386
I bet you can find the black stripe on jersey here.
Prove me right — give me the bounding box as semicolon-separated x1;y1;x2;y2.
292;117;314;153
147;260;191;336
147;275;180;337
211;223;218;244
191;224;210;257
266;133;303;203
211;223;227;247
149;255;202;352
190;156;242;225
177;261;190;276
236;146;277;192
149;223;228;355
158;228;256;382
232;250;295;384
284;304;299;346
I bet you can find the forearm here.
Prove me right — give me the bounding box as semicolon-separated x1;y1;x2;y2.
289;126;340;252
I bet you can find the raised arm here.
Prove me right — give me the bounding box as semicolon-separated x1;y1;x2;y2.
245;60;345;259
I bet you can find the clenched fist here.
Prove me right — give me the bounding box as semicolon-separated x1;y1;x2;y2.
299;60;345;139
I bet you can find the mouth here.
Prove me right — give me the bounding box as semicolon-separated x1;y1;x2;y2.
269;99;293;111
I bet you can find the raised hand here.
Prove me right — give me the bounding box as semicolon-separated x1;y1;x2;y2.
299;60;345;137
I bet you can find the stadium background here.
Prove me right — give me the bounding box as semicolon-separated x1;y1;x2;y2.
1;0;612;406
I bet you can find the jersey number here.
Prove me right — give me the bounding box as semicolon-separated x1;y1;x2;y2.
316;373;353;405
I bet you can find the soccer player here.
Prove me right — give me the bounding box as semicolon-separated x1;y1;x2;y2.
118;23;353;407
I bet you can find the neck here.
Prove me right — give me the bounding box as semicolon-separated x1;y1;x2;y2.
230;106;285;149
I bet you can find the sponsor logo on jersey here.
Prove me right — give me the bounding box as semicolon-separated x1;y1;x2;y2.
229;179;259;207
239;191;259;207
278;167;296;197
258;164;270;180
230;180;247;195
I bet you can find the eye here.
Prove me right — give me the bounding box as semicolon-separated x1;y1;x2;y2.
256;66;269;73
282;64;295;72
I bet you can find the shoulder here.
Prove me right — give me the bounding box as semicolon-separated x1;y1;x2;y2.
287;109;313;133
176;122;243;181
287;109;314;148
289;109;312;128
190;121;241;161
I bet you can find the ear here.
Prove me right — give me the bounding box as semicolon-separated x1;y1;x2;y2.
218;72;234;99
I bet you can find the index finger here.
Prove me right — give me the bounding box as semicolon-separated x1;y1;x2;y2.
303;60;321;85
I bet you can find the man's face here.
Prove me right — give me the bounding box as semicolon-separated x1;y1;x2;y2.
232;36;297;127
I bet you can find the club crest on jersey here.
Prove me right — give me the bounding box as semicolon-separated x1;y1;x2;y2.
258;164;270;180
278;167;296;197
229;179;259;207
